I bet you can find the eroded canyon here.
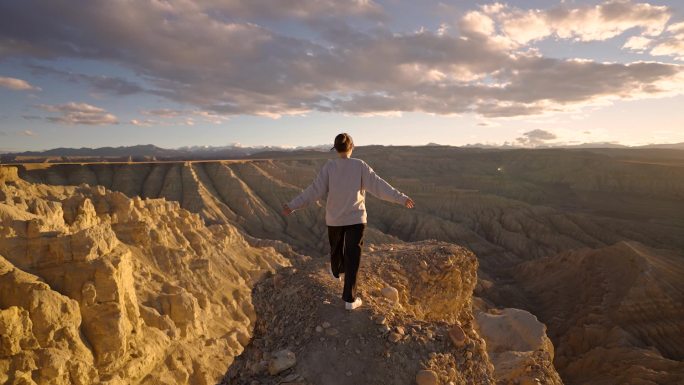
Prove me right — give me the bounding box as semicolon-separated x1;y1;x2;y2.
3;146;684;384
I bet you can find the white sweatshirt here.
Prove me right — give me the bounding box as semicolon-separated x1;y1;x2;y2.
287;157;410;226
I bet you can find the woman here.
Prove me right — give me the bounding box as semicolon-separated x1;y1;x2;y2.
282;133;415;310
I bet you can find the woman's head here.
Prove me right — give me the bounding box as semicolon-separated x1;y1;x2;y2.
333;133;354;154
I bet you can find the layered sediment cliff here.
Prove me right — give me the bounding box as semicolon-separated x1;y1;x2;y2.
513;241;684;384
0;166;289;384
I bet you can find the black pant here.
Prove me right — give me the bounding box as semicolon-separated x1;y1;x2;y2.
328;223;366;302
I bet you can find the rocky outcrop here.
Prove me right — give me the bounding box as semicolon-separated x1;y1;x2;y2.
0;255;97;385
224;242;499;385
476;308;563;385
0;166;290;384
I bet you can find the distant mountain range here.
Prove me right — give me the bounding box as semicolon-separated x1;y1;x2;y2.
0;144;330;163
1;142;682;163
462;142;684;150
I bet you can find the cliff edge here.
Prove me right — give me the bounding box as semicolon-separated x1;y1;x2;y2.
223;242;562;385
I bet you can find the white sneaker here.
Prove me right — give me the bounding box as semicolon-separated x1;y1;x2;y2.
328;265;342;281
345;298;362;310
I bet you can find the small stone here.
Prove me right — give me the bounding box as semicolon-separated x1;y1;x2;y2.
420;260;428;269
464;351;473;359
520;378;542;385
283;373;299;382
322;321;331;329
381;286;399;302
448;368;457;378
415;369;439;385
373;315;387;325
325;328;339;336
395;326;405;335
355;349;361;354
315;326;323;333
448;325;467;348
346;371;352;377
388;333;402;343
268;349;296;375
273;274;285;288
250;380;260;385
249;360;268;375
379;325;391;333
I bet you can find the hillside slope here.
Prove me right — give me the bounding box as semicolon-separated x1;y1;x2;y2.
512;241;684;384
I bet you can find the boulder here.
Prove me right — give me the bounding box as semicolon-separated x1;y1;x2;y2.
268;349;296;375
381;286;399;302
416;369;439;385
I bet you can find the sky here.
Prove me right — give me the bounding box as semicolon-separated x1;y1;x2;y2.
0;0;683;152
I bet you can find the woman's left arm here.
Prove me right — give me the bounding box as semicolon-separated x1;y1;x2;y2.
361;161;412;206
284;162;330;213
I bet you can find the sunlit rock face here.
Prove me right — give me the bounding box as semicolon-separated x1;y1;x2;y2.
476;308;563;385
0;166;289;385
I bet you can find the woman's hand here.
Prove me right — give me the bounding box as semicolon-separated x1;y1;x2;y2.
404;198;415;209
282;203;293;216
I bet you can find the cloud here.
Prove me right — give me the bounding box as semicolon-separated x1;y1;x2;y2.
139;108;229;124
198;0;384;20
650;38;684;59
623;21;684;60
27;64;145;95
21;129;37;136
130;119;156;127
0;76;40;91
37;102;118;125
487;0;671;45
649;22;684;60
516;129;557;146
623;36;652;51
81;74;144;95
142;109;185;118
0;0;682;119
